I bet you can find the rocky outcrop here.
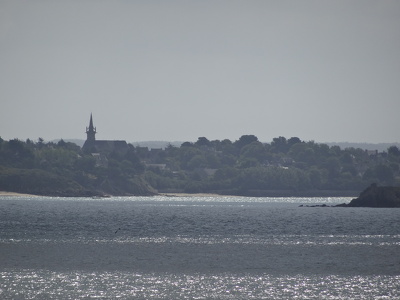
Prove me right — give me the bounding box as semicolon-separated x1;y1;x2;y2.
346;184;400;207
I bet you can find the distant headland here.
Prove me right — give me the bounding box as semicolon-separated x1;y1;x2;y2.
0;114;399;197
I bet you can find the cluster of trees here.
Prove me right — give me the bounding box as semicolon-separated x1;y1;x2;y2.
141;135;400;195
0;135;399;196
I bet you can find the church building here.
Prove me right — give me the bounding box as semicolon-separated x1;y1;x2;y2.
82;114;129;155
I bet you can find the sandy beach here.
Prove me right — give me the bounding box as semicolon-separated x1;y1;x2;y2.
0;191;226;198
0;191;38;197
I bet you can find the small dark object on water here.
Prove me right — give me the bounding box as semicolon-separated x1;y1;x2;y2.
115;228;121;234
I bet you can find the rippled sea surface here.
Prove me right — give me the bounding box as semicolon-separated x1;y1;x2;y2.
1;195;399;299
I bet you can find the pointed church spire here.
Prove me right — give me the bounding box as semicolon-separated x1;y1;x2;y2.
86;113;96;142
89;113;94;130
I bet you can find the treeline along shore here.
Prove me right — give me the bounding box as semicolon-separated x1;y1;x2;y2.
0;135;399;197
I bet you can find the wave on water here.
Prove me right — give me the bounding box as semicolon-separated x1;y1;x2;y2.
1;196;399;299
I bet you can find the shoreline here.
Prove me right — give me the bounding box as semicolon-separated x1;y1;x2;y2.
159;193;234;197
0;191;356;198
0;191;39;197
0;191;226;198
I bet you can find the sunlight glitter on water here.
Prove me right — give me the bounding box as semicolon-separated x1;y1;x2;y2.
1;270;399;299
1;196;399;298
2;234;399;246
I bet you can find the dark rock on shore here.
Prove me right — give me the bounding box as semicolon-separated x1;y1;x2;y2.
299;204;331;207
300;203;349;207
345;184;400;208
299;184;400;208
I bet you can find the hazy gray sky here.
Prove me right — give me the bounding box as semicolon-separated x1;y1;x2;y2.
1;1;399;143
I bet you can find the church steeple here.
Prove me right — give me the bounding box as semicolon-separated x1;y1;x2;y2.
86;113;96;142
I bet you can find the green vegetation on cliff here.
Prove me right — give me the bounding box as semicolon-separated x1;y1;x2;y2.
139;135;400;196
0;138;154;196
0;135;399;196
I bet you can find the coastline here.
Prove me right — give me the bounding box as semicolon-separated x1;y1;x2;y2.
0;191;39;197
0;190;225;198
160;190;359;198
159;193;233;197
0;190;358;198
0;191;223;198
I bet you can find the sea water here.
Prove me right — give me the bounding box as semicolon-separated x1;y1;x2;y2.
0;195;399;299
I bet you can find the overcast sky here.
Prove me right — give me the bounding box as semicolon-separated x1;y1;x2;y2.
1;1;399;144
